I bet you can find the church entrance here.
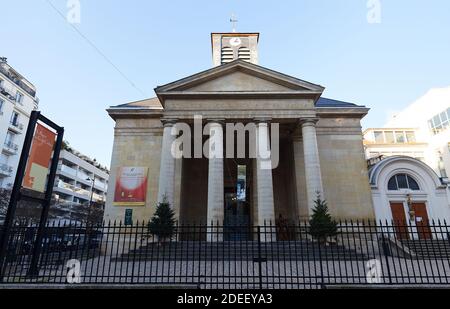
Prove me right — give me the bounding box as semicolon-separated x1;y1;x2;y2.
224;160;252;241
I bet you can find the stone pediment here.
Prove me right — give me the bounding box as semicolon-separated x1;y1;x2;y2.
155;60;324;105
183;70;296;92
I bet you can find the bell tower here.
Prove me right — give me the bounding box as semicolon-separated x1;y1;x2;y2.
211;32;259;67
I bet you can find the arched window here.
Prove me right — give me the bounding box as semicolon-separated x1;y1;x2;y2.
387;174;420;191
221;47;234;64
238;47;251;62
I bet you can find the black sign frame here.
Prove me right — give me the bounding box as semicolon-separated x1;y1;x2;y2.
0;111;64;280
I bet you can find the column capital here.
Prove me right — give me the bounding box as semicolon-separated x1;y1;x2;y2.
161;118;178;127
205;118;225;125
254;117;272;124
299;117;319;127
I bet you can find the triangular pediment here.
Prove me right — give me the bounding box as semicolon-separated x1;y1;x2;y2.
155;60;324;102
183;70;297;92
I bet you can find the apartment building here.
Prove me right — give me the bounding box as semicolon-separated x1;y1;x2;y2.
364;86;450;179
363;128;428;161
53;148;109;210
0;58;39;188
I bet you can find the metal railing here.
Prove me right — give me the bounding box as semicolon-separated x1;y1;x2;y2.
0;164;13;176
9;121;24;131
0;86;16;102
56;180;92;197
0;64;36;98
0;220;450;289
3;141;19;153
58;165;78;177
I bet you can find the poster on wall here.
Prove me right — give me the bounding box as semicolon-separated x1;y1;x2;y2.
22;124;57;193
113;167;148;206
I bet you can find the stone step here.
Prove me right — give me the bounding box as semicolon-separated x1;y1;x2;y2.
401;240;450;258
115;254;367;261
128;248;357;255
115;241;367;261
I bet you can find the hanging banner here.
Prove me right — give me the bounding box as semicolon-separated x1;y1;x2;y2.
22;124;56;193
113;167;148;206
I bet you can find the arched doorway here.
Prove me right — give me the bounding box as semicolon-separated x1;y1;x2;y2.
369;156;450;240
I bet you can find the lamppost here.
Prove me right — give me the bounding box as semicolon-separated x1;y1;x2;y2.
86;175;96;225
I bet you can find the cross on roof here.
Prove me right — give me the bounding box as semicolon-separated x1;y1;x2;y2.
230;13;238;33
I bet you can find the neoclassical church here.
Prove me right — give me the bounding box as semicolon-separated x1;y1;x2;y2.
104;32;376;231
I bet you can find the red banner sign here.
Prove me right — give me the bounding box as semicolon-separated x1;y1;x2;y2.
22;124;56;193
113;167;148;206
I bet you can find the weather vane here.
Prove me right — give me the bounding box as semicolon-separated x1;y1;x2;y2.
230;13;238;33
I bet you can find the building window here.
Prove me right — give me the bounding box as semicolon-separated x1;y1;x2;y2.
405;131;416;143
395;132;405;143
15;92;24;104
10;111;19;126
5;131;14;145
373;130;416;144
0;98;4;113
388;174;420;191
384;131;395;143
428;107;450;135
374;131;384;143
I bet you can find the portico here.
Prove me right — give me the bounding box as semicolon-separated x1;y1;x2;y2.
156;115;325;227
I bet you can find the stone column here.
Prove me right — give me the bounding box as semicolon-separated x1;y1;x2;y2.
255;119;276;241
206;120;224;241
301;118;324;215
157;120;177;206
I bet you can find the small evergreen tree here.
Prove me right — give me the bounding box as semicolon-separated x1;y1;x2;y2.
148;197;176;243
309;194;338;244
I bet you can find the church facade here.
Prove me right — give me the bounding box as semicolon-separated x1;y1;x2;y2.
104;32;375;231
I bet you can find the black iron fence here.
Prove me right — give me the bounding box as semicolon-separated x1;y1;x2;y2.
0;220;450;289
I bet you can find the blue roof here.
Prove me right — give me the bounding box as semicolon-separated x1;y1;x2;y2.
316;97;363;108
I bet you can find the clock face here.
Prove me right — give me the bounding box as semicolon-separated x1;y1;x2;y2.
229;37;242;47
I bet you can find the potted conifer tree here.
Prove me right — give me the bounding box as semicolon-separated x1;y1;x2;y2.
309;194;338;245
148;196;176;245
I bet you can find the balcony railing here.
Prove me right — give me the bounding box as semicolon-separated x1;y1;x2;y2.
0;64;36;98
56;180;91;197
0;86;16;102
3;141;19;153
92;192;105;202
94;181;107;191
9;121;24;132
59;165;77;177
0;163;13;176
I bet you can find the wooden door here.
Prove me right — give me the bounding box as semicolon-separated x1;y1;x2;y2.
390;203;409;240
412;203;432;240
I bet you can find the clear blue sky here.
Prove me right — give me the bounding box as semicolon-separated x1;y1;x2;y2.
2;0;450;167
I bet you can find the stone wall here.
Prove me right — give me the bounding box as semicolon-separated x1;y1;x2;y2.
316;117;375;220
104;118;163;223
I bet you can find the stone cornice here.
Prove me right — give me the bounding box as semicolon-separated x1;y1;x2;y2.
107;108;163;121
157;91;323;102
316;107;370;118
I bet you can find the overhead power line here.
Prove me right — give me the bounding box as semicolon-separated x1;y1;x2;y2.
44;0;147;97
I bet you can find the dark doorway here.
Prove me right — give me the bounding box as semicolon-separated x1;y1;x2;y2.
224;161;251;241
